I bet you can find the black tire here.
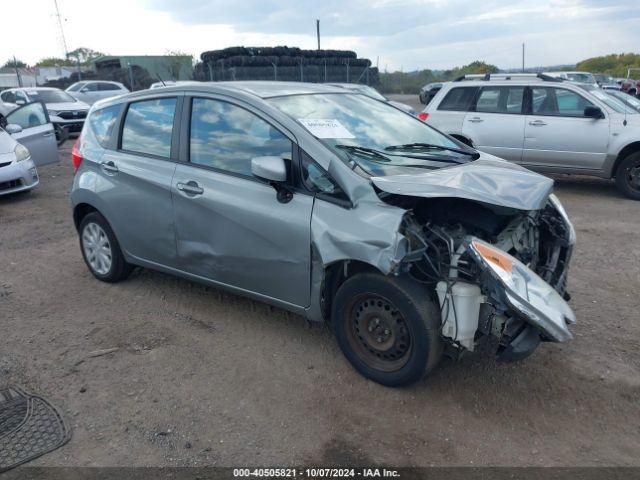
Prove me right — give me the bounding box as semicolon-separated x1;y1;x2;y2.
79;212;133;282
615;151;640;200
332;272;443;387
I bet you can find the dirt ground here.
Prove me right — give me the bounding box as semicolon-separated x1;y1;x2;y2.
1;122;639;467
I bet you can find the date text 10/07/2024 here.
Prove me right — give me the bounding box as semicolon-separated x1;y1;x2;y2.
233;468;401;478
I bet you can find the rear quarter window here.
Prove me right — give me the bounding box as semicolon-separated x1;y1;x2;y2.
437;87;479;112
121;98;177;158
88;104;122;148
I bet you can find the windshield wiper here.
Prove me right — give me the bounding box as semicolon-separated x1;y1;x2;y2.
384;142;480;159
335;144;391;161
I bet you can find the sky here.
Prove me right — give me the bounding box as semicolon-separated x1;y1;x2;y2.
2;0;639;72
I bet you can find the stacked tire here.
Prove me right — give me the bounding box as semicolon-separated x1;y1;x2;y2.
197;46;379;86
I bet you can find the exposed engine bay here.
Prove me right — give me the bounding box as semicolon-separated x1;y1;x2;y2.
383;195;576;361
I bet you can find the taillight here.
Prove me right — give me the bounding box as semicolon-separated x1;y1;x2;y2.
71;137;83;171
418;112;429;121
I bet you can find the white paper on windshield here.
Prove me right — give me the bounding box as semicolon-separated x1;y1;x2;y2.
297;118;355;139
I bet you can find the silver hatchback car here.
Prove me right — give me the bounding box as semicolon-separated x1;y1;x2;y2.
71;82;576;386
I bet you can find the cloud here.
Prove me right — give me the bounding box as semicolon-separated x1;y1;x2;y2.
2;0;639;71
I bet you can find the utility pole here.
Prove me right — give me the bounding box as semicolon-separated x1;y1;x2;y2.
522;43;525;73
53;0;69;58
13;55;22;87
316;19;320;50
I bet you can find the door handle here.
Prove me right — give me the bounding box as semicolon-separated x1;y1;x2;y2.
177;181;204;196
528;120;547;126
100;161;119;173
43;132;54;138
467;117;483;123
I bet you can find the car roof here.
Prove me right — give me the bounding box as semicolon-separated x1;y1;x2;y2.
129;81;351;99
441;79;567;87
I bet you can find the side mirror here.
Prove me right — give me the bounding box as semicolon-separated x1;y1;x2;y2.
584;106;604;119
15;99;25;106
80;88;89;93
5;123;22;134
251;156;287;183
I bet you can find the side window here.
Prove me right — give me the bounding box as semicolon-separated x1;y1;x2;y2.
300;151;347;200
531;88;554;115
505;87;524;113
98;82;119;91
83;83;99;92
554;88;595;117
531;88;595;117
189;97;292;177
438;87;478;111
88;104;121;147
1;91;16;103
6;102;48;128
475;87;524;114
475;88;501;112
121;98;176;158
67;83;84;92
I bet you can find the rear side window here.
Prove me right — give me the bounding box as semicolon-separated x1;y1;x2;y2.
88;104;121;147
475;86;524;114
98;82;120;91
67;83;85;92
437;87;478;111
121;98;176;158
189;98;292;177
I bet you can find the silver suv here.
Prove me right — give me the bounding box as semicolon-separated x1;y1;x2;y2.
421;74;640;199
70;82;576;386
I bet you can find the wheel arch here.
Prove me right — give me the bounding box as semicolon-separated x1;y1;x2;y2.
612;141;640;179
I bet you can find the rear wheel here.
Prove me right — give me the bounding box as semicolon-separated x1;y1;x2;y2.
615;151;640;200
79;212;133;282
332;273;443;387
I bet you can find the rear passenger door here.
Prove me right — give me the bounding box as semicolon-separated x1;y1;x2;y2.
522;87;609;171
462;86;526;162
99;96;181;267
171;96;314;307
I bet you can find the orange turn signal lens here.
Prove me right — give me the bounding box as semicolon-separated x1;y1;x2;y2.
472;240;513;274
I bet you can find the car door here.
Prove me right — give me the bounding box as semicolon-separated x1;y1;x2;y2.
461;86;525;162
172;95;314;307
522;86;609;171
5;102;58;166
426;86;478;136
77;82;100;105
98;96;180;267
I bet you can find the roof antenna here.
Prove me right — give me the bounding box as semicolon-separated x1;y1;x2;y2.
156;75;166;87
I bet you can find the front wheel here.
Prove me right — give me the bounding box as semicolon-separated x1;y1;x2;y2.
615;151;640;200
332;273;443;387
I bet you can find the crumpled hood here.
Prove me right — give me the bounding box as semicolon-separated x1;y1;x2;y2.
371;154;554;210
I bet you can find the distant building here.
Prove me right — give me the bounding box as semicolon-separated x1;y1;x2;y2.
0;69;37;90
91;55;193;82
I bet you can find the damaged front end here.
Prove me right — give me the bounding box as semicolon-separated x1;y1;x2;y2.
397;194;576;362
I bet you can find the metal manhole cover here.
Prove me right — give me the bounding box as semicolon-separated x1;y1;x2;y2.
0;386;71;472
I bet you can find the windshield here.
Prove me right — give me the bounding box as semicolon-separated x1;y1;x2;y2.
269;93;474;177
25;89;77;104
582;86;639;114
566;73;596;84
609;91;640;111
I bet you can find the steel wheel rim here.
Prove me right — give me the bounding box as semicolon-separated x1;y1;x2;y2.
346;294;412;372
627;164;640;191
82;222;112;275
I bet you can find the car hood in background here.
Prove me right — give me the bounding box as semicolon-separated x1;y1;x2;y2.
371;154;554;211
46;101;90;111
0;129;17;154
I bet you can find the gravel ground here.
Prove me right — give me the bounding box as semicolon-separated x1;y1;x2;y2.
0;133;639;467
